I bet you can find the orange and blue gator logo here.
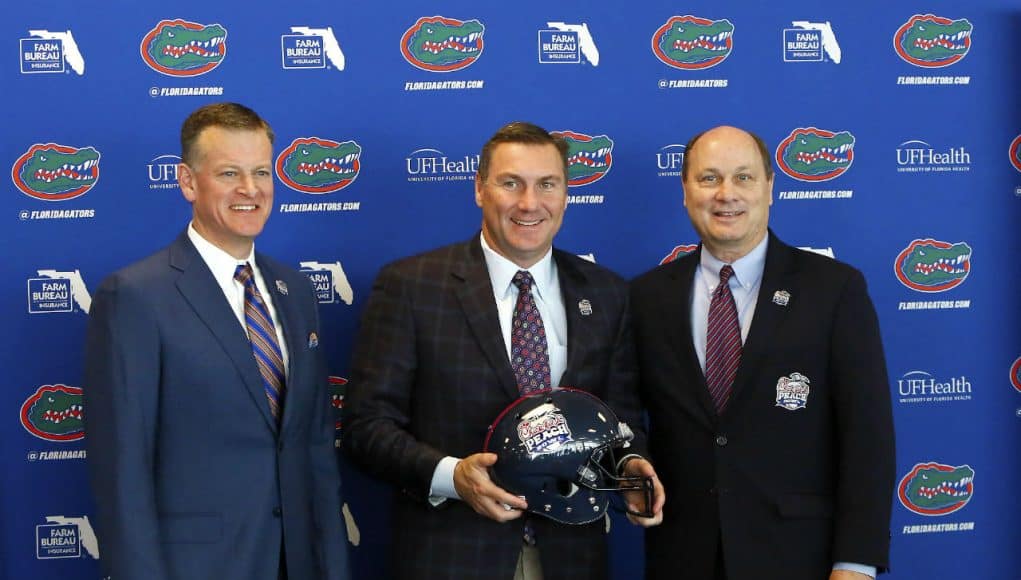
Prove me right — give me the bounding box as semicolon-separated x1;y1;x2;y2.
551;130;613;187
893;14;972;68
775;128;855;182
20;385;84;442
275;137;362;194
12;143;100;201
140;19;226;76
898;462;974;516
401;16;484;72
651;15;734;70
894;239;972;293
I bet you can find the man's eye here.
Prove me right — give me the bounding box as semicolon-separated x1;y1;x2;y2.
700;175;717;183
256;170;271;177
501;181;519;190
222;171;237;177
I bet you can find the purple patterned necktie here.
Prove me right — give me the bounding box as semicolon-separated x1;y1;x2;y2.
234;263;286;422
705;265;741;413
510;271;551;395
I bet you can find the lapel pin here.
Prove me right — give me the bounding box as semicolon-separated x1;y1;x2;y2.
578;299;593;316
308;332;319;348
772;290;790;306
276;280;288;295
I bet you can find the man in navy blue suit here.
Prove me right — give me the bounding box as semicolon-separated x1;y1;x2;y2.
84;103;350;580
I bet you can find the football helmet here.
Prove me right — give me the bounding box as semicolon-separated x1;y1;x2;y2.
483;388;653;525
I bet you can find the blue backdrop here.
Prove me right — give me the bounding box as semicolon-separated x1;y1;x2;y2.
4;1;1019;578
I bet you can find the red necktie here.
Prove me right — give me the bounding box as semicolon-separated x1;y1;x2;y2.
705;265;741;413
510;271;551;395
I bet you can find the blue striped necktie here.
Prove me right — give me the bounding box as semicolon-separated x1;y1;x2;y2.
234;263;286;421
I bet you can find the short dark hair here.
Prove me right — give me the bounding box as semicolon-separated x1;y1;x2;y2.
180;102;274;166
681;127;774;182
477;121;569;181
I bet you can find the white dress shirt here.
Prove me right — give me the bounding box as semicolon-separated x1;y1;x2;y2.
187;224;290;377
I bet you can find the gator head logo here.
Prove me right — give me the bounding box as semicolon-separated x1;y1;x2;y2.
660;244;698;265
140;19;226;76
12;143;100;201
898;462;974;516
775;128;854;182
895;239;972;292
275;137;362;194
894;15;972;68
20;385;84;441
1009;134;1021;173
1010;356;1021;393
551;130;613;187
329;376;347;439
401;16;484;72
651;15;734;70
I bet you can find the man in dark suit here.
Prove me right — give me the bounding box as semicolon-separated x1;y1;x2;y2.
84;103;350;580
344;122;664;580
632;125;895;580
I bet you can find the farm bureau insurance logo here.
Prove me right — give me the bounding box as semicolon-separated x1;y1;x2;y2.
894;14;972;68
21;384;85;442
12;143;100;201
282;26;345;71
36;515;99;559
552;130;613;187
775;128;854;182
27;269;91;314
300;261;354;305
538;22;598;66
275;137;361;194
651;15;734;70
898;462;974;516
140;19;226;76
894;239;971;292
783;21;840;63
401;16;484;72
20;29;85;75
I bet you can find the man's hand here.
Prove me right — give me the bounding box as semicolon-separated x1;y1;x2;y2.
830;571;873;580
453;453;528;522
621;457;665;527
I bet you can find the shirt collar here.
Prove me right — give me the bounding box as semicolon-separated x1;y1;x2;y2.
699;234;769;291
187;222;257;280
479;233;555;301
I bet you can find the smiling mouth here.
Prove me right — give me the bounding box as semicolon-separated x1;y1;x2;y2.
512;218;543;226
714;210;743;217
231;204;259;212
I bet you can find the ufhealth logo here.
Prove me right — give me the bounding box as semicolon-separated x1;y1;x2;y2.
282;26;345;71
275;137;361;194
12;143;100;201
406;148;479;182
27;269;91;314
897;370;972;404
401;16;484;72
148;154;181;190
894;14;972;68
1008;134;1021;173
652;15;734;70
775;128;854;182
551;130;613;187
660;244;698;265
300;261;354;305
20;385;84;442
783;21;841;63
894;239;971;292
896;140;971;173
20;29;85;75
538;22;598;66
898;462;974;516
656;144;685;177
1010;356;1021;394
36;515;99;560
140;19;227;76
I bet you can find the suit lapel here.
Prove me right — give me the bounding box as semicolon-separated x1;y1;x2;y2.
666;250;720;424
728;233;796;415
170;233;278;434
452;238;519;400
556;253;590;388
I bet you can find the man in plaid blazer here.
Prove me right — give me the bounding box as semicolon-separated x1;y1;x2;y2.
344;122;664;580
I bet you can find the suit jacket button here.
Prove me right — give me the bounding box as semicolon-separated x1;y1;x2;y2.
272;506;282;517
715;435;728;447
